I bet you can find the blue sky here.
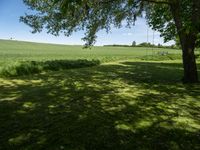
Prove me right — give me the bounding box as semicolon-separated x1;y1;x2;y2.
0;0;174;46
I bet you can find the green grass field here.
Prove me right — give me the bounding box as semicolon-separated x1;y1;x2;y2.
0;39;181;63
0;39;200;150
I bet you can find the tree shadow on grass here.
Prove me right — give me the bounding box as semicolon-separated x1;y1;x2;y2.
0;61;200;150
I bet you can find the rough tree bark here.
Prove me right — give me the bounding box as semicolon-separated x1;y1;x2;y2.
181;33;198;83
170;1;199;83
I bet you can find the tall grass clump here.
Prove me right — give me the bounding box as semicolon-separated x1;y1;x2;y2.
0;59;100;77
139;54;182;61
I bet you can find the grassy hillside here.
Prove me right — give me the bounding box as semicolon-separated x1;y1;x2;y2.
0;39;183;77
0;39;200;149
0;39;181;63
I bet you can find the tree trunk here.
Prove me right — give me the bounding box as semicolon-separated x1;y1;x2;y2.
170;2;199;83
181;34;199;83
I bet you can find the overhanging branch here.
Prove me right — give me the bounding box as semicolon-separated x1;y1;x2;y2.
141;0;171;5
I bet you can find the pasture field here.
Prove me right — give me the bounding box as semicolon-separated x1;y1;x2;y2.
0;39;181;63
0;39;200;150
0;39;183;77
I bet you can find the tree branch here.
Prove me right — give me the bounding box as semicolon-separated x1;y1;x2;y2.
141;0;171;5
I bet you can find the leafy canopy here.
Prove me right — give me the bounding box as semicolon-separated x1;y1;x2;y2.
146;0;200;45
21;0;200;46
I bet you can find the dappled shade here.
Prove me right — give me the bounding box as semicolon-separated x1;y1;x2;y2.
0;61;200;149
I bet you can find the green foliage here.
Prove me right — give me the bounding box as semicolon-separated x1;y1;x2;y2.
138;42;153;47
146;0;200;44
21;0;200;47
196;34;200;48
0;59;100;77
132;41;136;46
145;4;177;42
20;0;144;46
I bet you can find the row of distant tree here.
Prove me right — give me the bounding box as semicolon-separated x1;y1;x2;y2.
104;41;178;49
104;38;200;49
132;42;178;49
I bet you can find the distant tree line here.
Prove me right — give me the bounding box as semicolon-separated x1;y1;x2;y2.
104;41;178;49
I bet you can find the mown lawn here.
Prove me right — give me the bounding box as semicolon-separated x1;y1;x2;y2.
0;60;200;150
